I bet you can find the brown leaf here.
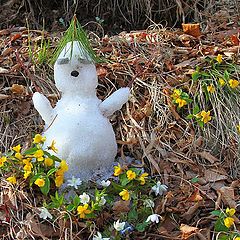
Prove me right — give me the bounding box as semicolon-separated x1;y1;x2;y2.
0;29;10;35
182;201;201;221
197;151;219;164
204;169;228;182
11;84;26;95
180;224;199;240
182;23;201;38
218;186;236;208
112;200;130;215
188;188;203;202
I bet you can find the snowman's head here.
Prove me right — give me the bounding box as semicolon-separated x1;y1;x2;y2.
54;41;98;96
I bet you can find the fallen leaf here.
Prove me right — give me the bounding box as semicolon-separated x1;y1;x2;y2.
197;151;219;164
11;84;26;95
97;66;108;77
182;201;201;221
218;186;236;209
112;200;130;215
204;169;227;182
182;23;201;38
180;224;199;240
188;188;203;202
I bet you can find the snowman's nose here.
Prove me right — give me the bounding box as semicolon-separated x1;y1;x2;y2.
71;70;79;77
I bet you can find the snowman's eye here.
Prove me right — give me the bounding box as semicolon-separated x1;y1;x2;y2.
71;70;79;77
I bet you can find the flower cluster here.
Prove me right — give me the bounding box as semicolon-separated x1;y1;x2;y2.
171;89;191;108
0;134;68;195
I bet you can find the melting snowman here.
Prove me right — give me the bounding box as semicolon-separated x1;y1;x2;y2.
33;41;130;181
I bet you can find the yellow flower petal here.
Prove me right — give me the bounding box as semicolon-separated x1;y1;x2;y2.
224;217;235;228
126;170;136;180
114;164;122;176
12;144;21;153
216;54;222;64
175;98;187;108
226;207;236;216
207;84;215;93
7;176;17;184
34;178;45;187
119;189;130;201
44;157;54;167
33;134;46;144
229;79;239;89
219;78;225;86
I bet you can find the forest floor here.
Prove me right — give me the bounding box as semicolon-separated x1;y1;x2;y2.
0;11;240;240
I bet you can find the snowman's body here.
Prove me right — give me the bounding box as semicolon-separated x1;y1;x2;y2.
33;41;130;181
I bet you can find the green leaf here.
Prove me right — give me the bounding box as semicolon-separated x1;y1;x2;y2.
224;70;230;80
186;114;194;120
135;222;149;232
191;177;199;183
47;168;57;177
40;177;50;195
128;208;138;221
73;195;81;207
24;147;38;155
111;181;124;191
192;71;200;81
66;204;76;212
211;210;221;216
214;218;228;232
119;174;130;186
193;104;200;115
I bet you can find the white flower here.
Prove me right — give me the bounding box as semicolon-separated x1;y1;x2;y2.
113;219;126;231
38;207;52;220
100;180;111;187
92;231;110;240
99;196;106;206
146;214;161;223
67;176;82;189
151;181;168;196
79;192;90;204
143;199;155;208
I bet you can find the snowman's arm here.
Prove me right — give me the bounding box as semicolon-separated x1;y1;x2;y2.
32;92;55;126
99;87;130;117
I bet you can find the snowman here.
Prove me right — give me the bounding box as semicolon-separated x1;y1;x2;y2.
32;41;130;181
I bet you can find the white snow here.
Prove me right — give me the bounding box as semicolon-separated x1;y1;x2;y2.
32;41;130;181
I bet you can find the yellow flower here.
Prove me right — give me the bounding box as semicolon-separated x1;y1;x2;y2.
126;170;136;180
234;237;240;240
48;140;58;153
216;54;222;64
119;189;130;201
7;176;17;184
12;144;21;153
219;78;225;86
207;84;215;93
34;149;44;161
60;160;68;172
34;178;45;187
23;162;33;171
229;79;239;88
114;164;122;176
175;98;187;108
44;157;53;167
24;171;31;179
171;89;181;99
15;152;23;160
33;134;46;144
55;175;64;187
77;204;91;218
200;110;211;124
224;217;235;228
226;207;236;216
0;156;7;167
237;124;240;134
138;172;149;185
